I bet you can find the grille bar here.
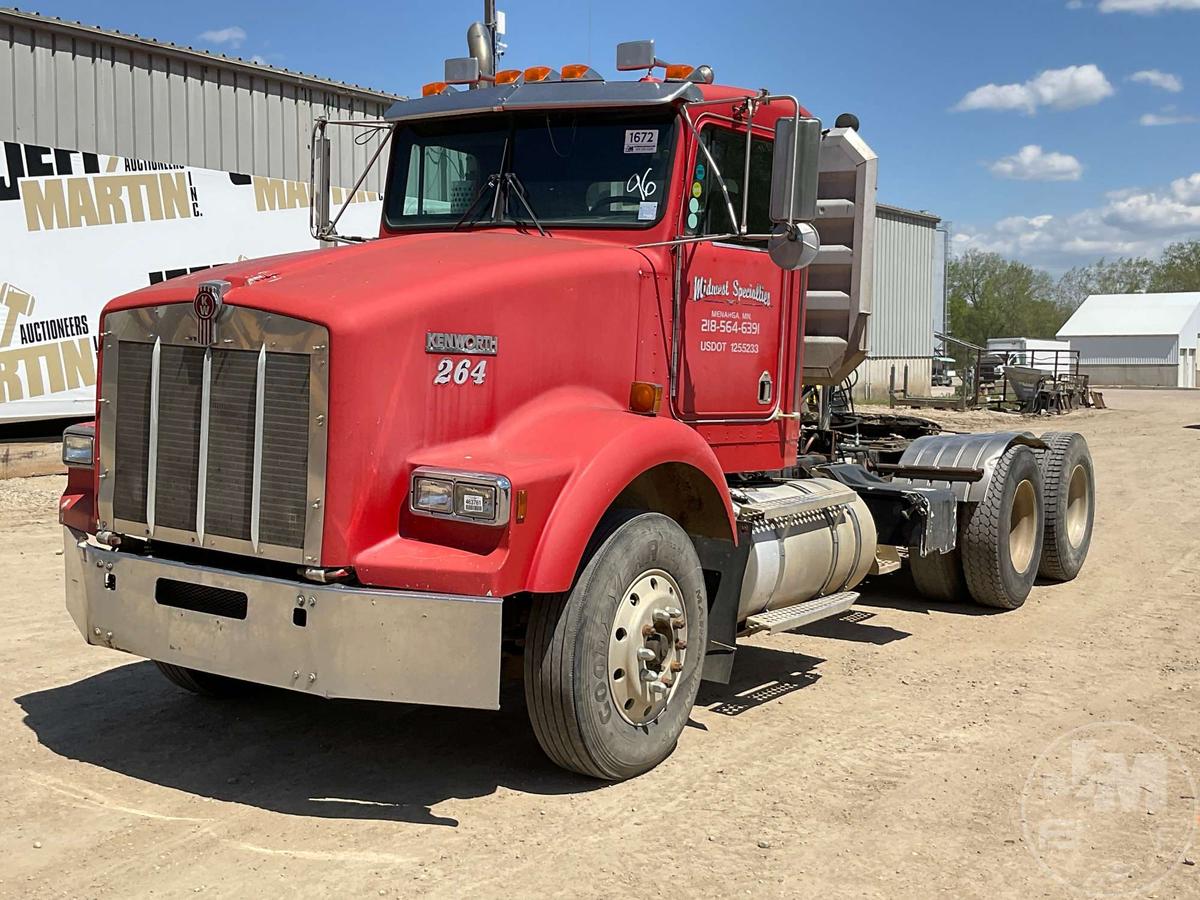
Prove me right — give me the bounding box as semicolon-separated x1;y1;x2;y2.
251;345;266;552
196;348;212;543
146;337;161;532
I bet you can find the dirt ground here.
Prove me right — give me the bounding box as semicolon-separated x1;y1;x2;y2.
1;389;1198;899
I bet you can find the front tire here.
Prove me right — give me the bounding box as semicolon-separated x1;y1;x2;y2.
153;661;251;698
524;512;708;781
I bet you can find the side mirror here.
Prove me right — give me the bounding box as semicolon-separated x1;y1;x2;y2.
616;40;657;71
310;129;332;241
769;116;821;224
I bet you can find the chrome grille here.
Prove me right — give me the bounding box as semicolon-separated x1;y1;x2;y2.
98;304;328;565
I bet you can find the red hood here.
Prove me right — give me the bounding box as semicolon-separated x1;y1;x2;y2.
102;230;666;569
106;230;648;326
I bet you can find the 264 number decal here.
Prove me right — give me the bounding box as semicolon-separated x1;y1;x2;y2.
434;357;488;385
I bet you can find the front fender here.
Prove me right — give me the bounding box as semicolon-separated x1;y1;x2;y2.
522;400;736;593
352;388;734;596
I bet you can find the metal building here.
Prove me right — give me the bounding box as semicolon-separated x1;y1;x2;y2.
852;204;945;401
0;8;401;423
1057;292;1200;388
0;7;398;189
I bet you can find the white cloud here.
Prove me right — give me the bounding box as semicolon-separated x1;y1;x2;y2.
954;65;1114;115
1140;110;1199;125
198;26;247;48
1099;0;1200;11
989;145;1083;181
1130;69;1183;92
1066;0;1085;8
956;169;1200;269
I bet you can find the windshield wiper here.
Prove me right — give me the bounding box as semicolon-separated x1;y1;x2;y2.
451;173;502;232
503;173;548;237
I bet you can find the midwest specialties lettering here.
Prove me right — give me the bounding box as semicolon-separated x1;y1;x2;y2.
691;275;772;307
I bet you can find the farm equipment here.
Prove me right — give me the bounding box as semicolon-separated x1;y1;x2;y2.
58;11;1096;781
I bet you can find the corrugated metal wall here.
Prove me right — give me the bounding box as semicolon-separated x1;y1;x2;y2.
0;11;396;190
869;207;938;358
1070;334;1179;365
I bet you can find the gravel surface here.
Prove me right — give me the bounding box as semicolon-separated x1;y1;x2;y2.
1;389;1197;898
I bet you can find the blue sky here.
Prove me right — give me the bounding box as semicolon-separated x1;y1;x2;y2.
22;0;1200;271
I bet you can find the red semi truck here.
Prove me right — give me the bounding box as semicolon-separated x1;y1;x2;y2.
59;33;1094;780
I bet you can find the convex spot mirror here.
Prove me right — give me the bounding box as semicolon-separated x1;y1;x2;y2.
768;222;820;271
769;116;821;225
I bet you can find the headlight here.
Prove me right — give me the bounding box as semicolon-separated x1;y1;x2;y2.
455;482;497;520
413;476;454;514
62;426;95;467
410;468;510;526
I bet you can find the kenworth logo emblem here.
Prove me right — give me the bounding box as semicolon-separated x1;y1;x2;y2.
193;279;229;345
425;331;498;355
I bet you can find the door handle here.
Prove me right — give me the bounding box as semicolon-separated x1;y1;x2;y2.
757;371;773;405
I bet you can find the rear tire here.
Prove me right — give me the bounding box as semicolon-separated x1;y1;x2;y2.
961;445;1044;610
1037;432;1094;582
910;546;967;602
154;661;251;698
524;512;708;781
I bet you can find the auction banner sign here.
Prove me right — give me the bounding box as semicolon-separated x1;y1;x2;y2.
0;141;382;423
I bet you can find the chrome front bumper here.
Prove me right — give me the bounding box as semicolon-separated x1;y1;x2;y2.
62;528;503;709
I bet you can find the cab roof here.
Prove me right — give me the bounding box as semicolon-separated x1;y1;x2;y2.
382;79;766;122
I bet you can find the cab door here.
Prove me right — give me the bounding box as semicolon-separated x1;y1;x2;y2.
673;119;792;421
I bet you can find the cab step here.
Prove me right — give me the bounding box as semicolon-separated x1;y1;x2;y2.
743;591;860;636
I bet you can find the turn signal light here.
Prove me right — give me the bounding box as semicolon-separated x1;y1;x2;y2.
629;381;664;415
422;81;449;97
664;64;695;81
495;68;522;84
523;66;555;82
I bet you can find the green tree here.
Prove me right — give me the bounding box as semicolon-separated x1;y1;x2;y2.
1055;256;1155;310
947;250;1066;351
1148;240;1200;292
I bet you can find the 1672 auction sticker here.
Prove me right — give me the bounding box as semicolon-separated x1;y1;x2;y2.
624;129;658;154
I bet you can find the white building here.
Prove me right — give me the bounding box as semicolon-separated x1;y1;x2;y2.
1057;292;1200;388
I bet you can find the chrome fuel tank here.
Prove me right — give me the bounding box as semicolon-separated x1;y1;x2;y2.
732;478;877;621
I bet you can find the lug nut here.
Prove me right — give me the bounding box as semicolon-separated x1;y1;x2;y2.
660;674;674;688
648;681;668;695
670;660;683;673
671;617;685;630
664;606;682;618
675;639;688;650
639;669;657;683
652;609;672;625
636;647;656;661
641;624;656;638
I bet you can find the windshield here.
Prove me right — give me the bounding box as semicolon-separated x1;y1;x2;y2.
383;109;678;230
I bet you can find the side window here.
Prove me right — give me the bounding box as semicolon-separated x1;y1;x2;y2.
690;126;774;244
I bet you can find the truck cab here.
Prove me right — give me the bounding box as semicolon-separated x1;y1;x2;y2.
59;38;1094;781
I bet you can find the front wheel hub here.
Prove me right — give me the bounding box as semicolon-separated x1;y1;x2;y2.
607;569;687;726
